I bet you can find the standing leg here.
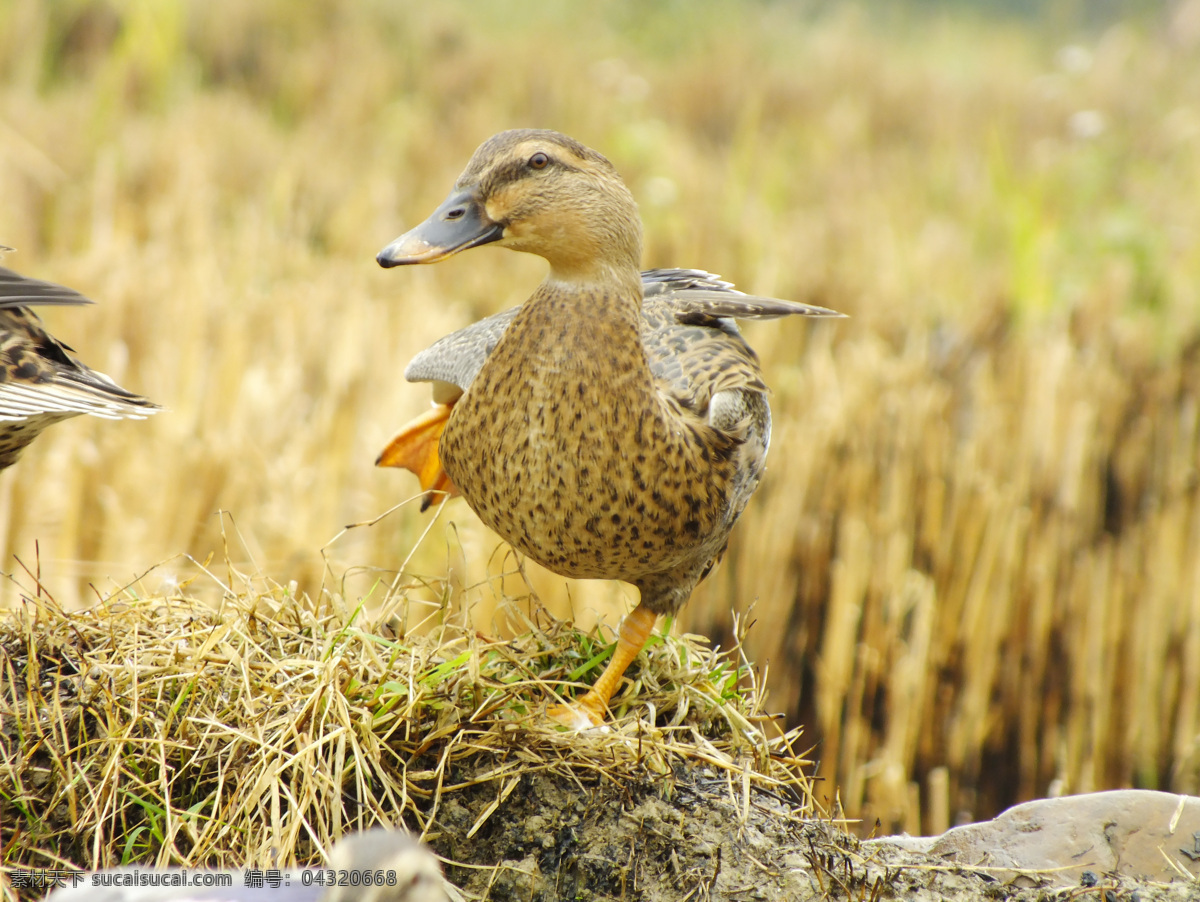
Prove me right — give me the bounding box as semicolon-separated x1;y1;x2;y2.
548;603;658;729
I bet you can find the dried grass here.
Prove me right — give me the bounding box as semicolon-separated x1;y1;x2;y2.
694;306;1200;831
0;555;813;890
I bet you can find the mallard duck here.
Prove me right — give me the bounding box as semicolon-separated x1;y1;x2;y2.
0;263;158;468
375;129;841;728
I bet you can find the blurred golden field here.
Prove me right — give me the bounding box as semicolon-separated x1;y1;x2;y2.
1;0;1199;835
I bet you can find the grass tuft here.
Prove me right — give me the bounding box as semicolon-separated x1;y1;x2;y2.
0;560;814;885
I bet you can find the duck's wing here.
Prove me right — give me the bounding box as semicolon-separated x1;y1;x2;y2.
0;268;158;423
642;268;840;321
404;305;520;404
0;265;94;309
386;303;518;500
640;269;842;421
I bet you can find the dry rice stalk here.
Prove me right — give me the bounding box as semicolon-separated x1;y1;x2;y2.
692;305;1200;833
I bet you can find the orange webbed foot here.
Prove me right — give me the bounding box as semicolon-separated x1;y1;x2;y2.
546;699;607;731
376;402;460;510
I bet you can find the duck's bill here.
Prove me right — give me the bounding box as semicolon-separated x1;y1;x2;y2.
376;188;503;267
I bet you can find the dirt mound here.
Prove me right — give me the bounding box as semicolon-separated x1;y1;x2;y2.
426;768;1198;901
3;592;1197;901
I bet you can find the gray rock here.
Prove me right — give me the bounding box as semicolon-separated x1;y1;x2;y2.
868;789;1200;887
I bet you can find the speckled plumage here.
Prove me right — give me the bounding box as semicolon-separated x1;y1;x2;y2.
0;265;158;468
406;269;839;613
376;129;842;725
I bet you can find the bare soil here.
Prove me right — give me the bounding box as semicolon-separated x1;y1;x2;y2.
424;764;1196;902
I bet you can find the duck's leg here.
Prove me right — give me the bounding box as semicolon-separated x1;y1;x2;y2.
376;403;460;510
548;603;658;729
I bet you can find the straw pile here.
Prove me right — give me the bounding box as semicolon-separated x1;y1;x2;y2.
0;565;817;898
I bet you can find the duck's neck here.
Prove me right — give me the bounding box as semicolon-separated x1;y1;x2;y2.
518;264;647;375
545;260;643;307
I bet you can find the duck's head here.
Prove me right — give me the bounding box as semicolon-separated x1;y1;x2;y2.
377;129;642;280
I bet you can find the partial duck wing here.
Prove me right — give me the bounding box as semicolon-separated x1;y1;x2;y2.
0;265;94;308
0;266;159;423
638;270;841;418
0;263;96;309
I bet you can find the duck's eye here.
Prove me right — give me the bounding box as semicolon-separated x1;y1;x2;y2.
528;152;550;170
